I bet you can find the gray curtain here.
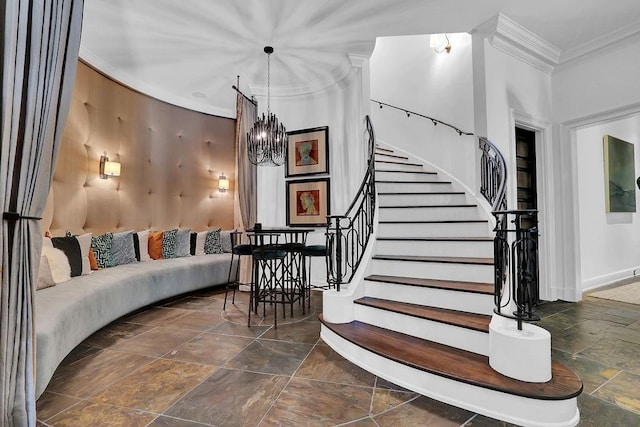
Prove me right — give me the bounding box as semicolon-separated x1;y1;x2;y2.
235;93;257;285
1;0;83;425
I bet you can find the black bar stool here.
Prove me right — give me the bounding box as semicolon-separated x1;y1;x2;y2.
302;244;329;308
248;232;287;328
224;231;253;310
279;230;308;315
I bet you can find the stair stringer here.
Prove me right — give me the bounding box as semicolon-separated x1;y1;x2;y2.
321;327;580;427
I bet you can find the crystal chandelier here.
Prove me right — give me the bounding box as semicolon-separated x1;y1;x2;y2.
247;46;287;166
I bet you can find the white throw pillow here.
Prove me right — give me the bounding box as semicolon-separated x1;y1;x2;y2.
75;233;93;275
42;246;71;284
136;230;152;262
195;231;207;256
37;255;56;290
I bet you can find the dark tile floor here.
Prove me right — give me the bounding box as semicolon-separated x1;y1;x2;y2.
36;286;640;426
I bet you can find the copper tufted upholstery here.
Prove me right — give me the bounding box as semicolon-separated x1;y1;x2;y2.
42;62;236;236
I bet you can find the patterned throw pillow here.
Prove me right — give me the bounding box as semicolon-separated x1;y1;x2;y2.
91;232;113;268
112;231;138;266
162;228;178;259
175;229;191;258
204;228;223;254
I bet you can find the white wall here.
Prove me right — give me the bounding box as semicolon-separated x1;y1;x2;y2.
576;116;640;290
369;34;477;191
254;65;370;284
551;38;640;296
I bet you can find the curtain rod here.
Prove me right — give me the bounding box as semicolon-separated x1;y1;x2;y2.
232;85;257;106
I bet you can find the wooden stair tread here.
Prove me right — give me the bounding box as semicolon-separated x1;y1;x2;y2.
377;237;493;242
378;191;464;195
379;219;487;224
320;316;583;401
373;254;493;265
375;146;394;153
355;297;491;333
374;160;422;166
376;180;451;184
379;204;477;208
377;169;437;175
376;153;409;160
365;274;493;295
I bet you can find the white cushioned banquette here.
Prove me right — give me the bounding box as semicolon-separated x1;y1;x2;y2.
35;253;236;398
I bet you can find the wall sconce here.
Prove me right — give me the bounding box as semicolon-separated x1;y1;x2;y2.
99;155;121;179
430;33;451;54
218;174;229;192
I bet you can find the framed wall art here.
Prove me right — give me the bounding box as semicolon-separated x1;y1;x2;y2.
603;134;636;212
286;178;331;227
285;126;329;177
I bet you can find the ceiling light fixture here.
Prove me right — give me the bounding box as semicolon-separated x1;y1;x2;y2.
247;46;287;166
430;34;451;54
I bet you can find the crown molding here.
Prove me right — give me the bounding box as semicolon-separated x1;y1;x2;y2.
560;19;640;65
476;13;561;75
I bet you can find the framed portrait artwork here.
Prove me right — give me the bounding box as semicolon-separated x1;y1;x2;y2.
286;178;331;227
285;126;329;177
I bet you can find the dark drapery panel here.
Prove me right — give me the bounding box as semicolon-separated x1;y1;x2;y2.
1;0;83;425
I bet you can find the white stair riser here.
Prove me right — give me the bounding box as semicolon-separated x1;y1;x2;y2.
378;222;491;238
377;182;453;193
370;259;494;283
376;171;438;181
321;327;580;427
364;279;494;315
354;304;489;355
378;193;468;205
378;206;481;222
376;239;494;258
374;162;424;172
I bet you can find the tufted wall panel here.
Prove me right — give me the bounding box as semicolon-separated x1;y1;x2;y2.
42;62;236;236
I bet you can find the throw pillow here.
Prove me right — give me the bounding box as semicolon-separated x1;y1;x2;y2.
136;230;152;262
220;230;233;253
37;255;56;290
162;228;178;259
42;246;71;284
91;232;113;268
175;229;191;258
190;232;197;255
204;228;223;254
51;236;82;277
89;249;99;270
148;231;164;260
75;233;93;275
195;231;207;256
112;230;138;266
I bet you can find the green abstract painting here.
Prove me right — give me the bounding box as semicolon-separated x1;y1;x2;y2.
604;135;636;212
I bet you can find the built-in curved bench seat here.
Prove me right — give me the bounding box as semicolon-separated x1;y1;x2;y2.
35;253;237;398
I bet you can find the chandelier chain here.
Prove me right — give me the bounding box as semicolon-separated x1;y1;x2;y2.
267;51;271;115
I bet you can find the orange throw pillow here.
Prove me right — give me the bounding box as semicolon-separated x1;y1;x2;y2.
148;231;164;260
88;249;99;270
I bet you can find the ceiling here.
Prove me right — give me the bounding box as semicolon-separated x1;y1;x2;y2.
80;0;640;118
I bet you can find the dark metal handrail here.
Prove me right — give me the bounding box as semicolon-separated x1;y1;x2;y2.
372;99;474;136
325;116;376;291
492;210;540;330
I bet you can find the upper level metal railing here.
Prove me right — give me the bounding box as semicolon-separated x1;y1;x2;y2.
325;116;376;291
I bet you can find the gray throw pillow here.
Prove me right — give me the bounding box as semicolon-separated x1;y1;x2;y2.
112;231;138;266
220;230;233;253
175;229;191;258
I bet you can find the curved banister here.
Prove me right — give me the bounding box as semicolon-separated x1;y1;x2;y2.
325;116;376;291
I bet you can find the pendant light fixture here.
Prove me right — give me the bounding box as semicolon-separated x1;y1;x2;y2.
247;46;287;166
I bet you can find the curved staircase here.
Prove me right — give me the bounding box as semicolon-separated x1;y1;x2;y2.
320;145;582;427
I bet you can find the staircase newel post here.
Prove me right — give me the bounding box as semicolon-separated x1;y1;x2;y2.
335;217;343;292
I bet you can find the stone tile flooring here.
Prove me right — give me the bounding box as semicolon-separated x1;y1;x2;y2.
36;287;640;426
